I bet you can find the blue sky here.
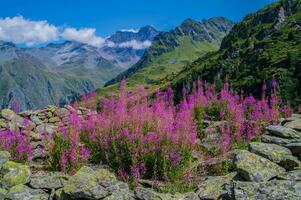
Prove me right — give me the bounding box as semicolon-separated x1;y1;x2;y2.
0;0;276;46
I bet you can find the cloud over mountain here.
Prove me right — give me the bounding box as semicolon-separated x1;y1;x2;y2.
61;28;105;47
0;16;59;46
0;16;156;50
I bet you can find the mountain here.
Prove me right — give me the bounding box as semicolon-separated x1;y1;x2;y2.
103;17;234;91
0;41;94;110
169;0;301;106
0;25;159;110
100;26;159;68
25;41;123;88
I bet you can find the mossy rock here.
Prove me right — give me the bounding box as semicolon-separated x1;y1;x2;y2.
232;180;301;200
233;150;285;182
48;117;60;123
29;171;69;190
1;161;31;189
62;166;110;199
0;188;7;200
284;119;301;132
249;142;300;170
196;172;237;199
6;184;48;200
1;109;16;121
0;151;11;170
266;125;301;139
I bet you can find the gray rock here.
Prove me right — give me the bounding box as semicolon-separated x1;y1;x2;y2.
54;108;70;118
277;169;301;181
6;184;49;200
261;134;301;146
1;109;16;121
62;166;121;199
286;143;301;157
135;187;162;200
266;125;301;139
197;173;236;199
0;151;11;169
30;115;43;125
35;123;57;135
29;171;69;190
0;188;7;200
249;142;300;170
233;150;285;182
1;161;31;189
284;119;301;131
232;180;301;200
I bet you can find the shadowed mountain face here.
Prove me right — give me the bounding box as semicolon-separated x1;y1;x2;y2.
0;41;95;110
103;17;234;91
170;0;301;106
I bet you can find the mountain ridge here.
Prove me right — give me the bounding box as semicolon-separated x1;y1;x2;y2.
103;17;234;89
169;0;301;106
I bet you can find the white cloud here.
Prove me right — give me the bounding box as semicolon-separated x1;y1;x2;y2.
61;28;105;47
0;15;152;49
120;28;139;33
0;16;59;46
117;40;152;49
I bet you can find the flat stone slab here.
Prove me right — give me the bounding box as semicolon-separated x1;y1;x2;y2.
261;134;301;146
233;150;285;182
266;125;301;139
197;172;237;200
231;180;301;200
284;119;301;131
249;142;300;170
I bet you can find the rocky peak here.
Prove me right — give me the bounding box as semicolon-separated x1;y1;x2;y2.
107;26;159;44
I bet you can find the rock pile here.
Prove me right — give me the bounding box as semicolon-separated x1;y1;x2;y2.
0;105;92;170
197;114;301;199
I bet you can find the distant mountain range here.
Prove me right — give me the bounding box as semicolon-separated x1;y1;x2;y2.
0;26;159;110
103;17;234;92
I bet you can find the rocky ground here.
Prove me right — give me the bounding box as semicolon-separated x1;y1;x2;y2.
0;107;300;199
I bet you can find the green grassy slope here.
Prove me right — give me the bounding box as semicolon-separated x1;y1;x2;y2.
97;17;234;96
169;0;301;106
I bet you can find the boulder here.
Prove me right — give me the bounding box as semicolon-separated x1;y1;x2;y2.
266;125;301;139
54;108;70;118
29;131;42;142
1;109;16;121
0;119;7;128
30;115;43;125
0;151;11;169
1;161;31;189
233;150;285;182
135;187;163;200
61;166;129;199
29;171;69;190
231;180;301;200
62;168;109;199
35;123;57;135
261;134;301;146
135;187;198;200
285;143;301;156
277;169;301;181
6;184;48;200
249;142;300;170
48;117;60;123
0;188;7;200
284;119;301;131
196;172;237;199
